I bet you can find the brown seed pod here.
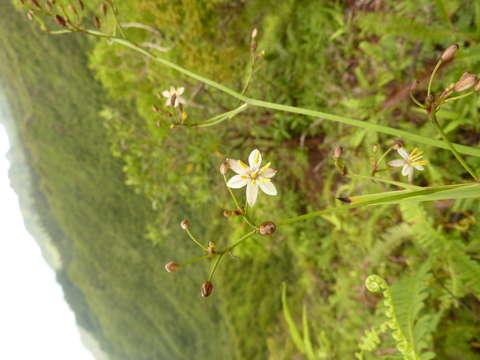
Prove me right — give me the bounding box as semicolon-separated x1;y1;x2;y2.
101;3;108;16
440;44;459;62
164;261;179;273
454;72;478;92
55;14;67;27
201;281;214;297
93;15;101;29
259;221;276;236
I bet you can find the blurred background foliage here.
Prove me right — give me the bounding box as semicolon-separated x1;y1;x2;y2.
1;0;480;359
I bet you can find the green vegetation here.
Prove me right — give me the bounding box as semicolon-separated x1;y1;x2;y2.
2;0;480;359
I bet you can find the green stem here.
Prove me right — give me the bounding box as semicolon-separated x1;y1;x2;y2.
430;112;478;180
442;91;475;103
427;60;442;97
208;253;225;281
48;30;480;158
348;173;422;190
180;253;216;266
225;229;258;252
185;228;208;251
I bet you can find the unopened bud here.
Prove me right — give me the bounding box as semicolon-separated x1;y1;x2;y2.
30;0;41;9
165;261;179;273
93;15;101;29
333;146;342;159
55;14;66;27
207;241;216;254
259;221;276;236
454;72;478;92
220;161;229;175
201;281;214;297
223;210;232;217
337;196;352;204
233;209;243;216
26;11;34;21
393;141;403;150
152;105;159;113
101;3;108;16
180;219;189;230
68;4;78;15
440;44;459;62
251;28;258;40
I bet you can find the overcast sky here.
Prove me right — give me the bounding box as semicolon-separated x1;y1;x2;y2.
0;123;96;360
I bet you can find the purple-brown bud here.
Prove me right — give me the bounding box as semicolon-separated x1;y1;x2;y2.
440;44;459;62
220;160;229;175
333;146;343;159
259;221;276;236
93;15;101;29
180;219;189;230
454;72;478;92
201;281;214;297
165;261;179;273
393;141;403;150
55;14;66;27
100;3;108;16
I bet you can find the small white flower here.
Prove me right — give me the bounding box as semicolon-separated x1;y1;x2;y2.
388;147;427;182
226;149;277;207
162;86;186;107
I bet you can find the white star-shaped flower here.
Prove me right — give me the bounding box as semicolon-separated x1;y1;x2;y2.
162;86;186;107
226;149;277;207
388;147;427;182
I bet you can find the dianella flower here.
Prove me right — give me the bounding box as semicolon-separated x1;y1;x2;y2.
226;149;277;207
388;148;427;182
162;86;186;107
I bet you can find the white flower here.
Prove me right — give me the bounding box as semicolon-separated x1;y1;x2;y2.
162;86;186;107
388;147;427;182
226;149;277;207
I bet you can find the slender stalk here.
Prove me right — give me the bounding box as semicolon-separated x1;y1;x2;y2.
48;30;480;158
208;253;225;281
348;173;422;190
430;112;478;180
225;229;258;252
185;228;208;251
427;60;442;97
442;91;475;103
180;253;216;267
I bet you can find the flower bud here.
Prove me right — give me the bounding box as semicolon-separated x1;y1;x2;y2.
259;221;276;236
180;219;189;230
251;28;258;40
223;210;233;217
393;141;403;150
454;72;478;92
26;11;34;21
55;14;66;27
93;15;101;29
165;261;179;273
201;281;214;297
337;196;352;204
440;44;458;62
207;241;216;254
220;161;229;175
333;146;342;159
101;3;108;16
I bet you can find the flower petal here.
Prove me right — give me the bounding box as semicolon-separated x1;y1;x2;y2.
246;182;259;207
414;165;424;171
169;86;175;94
177;96;186;105
165;99;172;106
227;159;249;175
176;87;185;95
227;175;249;189
388;159;405;167
173;97;180;107
258;179;277;196
402;164;412;177
162;90;170;98
248;149;262;170
397;148;409;161
261;167;277;178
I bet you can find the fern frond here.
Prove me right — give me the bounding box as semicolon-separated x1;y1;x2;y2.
364;262;434;360
450;251;480;299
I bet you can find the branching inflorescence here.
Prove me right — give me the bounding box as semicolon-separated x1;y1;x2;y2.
18;0;480;296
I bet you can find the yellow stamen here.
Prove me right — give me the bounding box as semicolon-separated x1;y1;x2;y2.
239;161;249;169
260;162;271;172
411;160;428;166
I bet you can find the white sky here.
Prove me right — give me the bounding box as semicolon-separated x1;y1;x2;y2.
0;124;96;360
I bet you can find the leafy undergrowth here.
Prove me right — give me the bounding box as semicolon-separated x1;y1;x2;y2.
5;0;480;359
